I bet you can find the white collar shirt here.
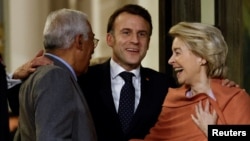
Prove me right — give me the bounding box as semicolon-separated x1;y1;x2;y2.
110;59;141;112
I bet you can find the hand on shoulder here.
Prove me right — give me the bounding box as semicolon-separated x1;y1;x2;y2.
13;49;53;80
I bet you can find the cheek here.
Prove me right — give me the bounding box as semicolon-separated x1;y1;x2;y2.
174;57;182;64
140;41;149;52
140;48;148;58
85;46;94;55
79;52;89;65
141;39;149;47
184;58;201;72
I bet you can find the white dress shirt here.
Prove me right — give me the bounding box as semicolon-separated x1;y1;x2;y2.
110;59;141;112
6;73;22;89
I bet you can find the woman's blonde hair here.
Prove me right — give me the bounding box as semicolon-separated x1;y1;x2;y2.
169;22;228;78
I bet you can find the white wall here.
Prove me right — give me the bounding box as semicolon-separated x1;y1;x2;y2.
139;0;159;71
201;0;214;25
4;0;50;72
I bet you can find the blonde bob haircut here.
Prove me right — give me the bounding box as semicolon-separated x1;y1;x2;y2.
169;22;228;78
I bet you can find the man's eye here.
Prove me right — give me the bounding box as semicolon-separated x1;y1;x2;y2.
122;31;130;35
138;32;148;38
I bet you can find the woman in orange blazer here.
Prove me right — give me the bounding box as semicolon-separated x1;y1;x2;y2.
131;22;250;141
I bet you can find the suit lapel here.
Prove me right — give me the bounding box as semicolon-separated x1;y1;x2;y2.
99;61;119;117
129;67;152;132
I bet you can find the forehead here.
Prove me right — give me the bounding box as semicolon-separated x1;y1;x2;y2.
114;12;150;32
172;37;188;49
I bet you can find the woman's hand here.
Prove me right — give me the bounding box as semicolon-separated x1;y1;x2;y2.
191;100;217;137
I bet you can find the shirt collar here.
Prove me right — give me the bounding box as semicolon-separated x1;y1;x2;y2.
45;53;77;81
110;58;140;79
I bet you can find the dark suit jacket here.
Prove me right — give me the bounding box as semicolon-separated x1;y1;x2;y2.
78;59;176;141
0;62;10;141
14;55;97;141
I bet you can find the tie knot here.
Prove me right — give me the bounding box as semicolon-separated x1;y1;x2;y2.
119;72;134;82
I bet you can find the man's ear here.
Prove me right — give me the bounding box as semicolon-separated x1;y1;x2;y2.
76;34;84;49
106;33;114;47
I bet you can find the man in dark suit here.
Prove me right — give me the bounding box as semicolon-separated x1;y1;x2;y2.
77;4;176;141
14;9;97;141
0;55;10;141
78;60;175;141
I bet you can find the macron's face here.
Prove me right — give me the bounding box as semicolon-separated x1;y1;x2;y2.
107;12;150;70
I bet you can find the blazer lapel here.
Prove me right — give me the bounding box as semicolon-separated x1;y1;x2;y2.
99;61;119;117
128;67;152;132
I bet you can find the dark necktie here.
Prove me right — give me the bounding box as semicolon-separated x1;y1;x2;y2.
118;71;135;134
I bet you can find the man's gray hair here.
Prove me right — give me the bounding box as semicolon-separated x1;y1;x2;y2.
43;8;89;50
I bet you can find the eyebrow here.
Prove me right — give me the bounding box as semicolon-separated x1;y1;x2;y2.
121;28;148;33
173;47;181;51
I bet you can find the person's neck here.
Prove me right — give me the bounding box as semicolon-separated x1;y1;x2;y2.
111;57;140;71
189;78;211;96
